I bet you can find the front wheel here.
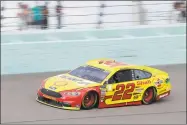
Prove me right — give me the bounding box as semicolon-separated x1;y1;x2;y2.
142;87;156;105
81;92;98;110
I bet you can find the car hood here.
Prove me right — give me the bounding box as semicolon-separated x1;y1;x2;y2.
43;73;101;92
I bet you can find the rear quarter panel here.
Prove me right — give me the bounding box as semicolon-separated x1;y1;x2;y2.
142;66;171;98
132;78;155;102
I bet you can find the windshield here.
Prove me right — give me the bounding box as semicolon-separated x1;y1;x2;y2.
69;65;110;83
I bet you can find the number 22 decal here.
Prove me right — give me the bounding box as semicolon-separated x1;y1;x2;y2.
103;61;126;67
112;83;135;101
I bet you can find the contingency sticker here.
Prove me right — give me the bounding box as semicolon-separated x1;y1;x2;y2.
154;78;163;87
106;85;112;91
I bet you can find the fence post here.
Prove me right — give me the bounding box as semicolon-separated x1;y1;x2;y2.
1;1;5;28
138;1;147;25
97;1;105;29
132;1;146;25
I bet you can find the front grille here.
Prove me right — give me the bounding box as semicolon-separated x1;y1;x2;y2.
41;88;62;98
38;96;64;107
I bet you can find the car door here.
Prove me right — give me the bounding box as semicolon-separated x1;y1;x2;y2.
104;69;136;105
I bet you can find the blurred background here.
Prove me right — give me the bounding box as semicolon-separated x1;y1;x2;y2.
1;1;186;75
1;1;186;32
1;1;186;124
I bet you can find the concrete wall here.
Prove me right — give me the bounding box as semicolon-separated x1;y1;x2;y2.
1;24;186;74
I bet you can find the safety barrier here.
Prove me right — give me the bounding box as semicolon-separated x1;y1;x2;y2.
1;24;186;74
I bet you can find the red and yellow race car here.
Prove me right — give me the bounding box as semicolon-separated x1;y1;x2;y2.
36;58;171;110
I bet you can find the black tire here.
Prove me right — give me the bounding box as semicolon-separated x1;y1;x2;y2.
142;87;156;105
81;91;98;110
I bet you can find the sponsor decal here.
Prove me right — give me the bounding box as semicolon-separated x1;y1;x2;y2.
76;105;80;108
137;80;151;86
106;85;112;91
100;88;106;92
100;89;106;97
159;93;168;98
53;81;68;86
133;94;140;99
135;87;144;93
49;86;57;90
100;88;107;102
101;91;106;95
155;78;163;87
102;60;126;67
43;94;57;101
59;75;92;85
100;96;104;102
155;78;163;84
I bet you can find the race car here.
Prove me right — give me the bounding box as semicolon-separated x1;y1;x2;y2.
36;58;171;110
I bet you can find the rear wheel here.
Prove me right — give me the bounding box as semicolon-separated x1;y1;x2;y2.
142;87;156;105
81;92;98;110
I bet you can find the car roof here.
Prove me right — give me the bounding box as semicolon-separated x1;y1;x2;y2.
86;58;138;72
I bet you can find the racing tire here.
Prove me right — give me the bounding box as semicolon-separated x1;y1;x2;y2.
81;91;98;110
142;87;156;105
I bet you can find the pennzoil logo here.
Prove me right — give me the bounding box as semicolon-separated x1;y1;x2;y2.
53;81;68;86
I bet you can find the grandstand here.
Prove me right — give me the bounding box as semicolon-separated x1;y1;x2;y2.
1;1;186;32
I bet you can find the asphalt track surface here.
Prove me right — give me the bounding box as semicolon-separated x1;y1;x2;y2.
1;64;186;124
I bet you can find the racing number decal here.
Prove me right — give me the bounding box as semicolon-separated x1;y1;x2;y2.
112;84;125;101
104;61;126;67
122;83;135;100
112;83;135;101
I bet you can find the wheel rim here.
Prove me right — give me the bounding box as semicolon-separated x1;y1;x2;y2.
144;89;154;102
83;93;95;108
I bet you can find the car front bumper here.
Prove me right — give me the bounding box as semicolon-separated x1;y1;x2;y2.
36;95;80;110
156;90;171;100
36;89;81;110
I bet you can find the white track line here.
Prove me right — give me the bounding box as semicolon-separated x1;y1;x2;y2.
1;34;186;46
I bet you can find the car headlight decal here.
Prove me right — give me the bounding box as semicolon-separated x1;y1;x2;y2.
63;91;81;96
